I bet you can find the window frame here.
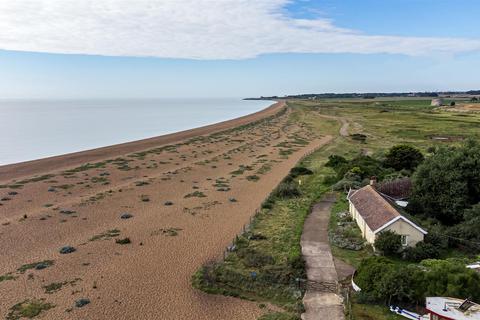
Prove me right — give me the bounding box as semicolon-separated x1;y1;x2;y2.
401;234;409;246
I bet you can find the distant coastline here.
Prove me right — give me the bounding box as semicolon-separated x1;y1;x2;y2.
244;90;480;101
0;98;273;167
0;100;283;182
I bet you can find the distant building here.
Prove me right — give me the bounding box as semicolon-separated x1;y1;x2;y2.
347;184;427;247
431;98;444;107
425;297;480;320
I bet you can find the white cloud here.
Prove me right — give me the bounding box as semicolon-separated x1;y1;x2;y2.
0;0;479;59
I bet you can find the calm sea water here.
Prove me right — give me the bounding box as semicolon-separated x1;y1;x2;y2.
0;98;273;165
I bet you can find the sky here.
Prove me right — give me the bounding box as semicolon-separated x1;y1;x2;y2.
0;0;479;99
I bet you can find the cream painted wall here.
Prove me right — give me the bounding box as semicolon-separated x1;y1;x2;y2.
349;200;424;247
383;219;424;246
349;202;376;244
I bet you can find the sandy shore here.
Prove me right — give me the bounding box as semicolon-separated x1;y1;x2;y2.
0;101;285;182
0;101;333;319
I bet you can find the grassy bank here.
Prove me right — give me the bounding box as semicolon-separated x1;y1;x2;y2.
192;152;338;318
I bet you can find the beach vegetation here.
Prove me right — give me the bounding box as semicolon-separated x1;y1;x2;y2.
115;237;131;245
184;191;207;198
0;273;17;282
43;278;81;294
193;134;333;316
17;260;54;274
89;229;121;242
152;227;182;236
6;299;54;320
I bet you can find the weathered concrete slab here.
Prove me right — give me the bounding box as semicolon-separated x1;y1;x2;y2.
302;292;344;320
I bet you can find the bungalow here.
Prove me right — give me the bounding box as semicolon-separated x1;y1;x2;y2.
347;184;427;247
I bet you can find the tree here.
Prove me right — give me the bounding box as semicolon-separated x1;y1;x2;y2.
374;230;402;256
408;139;480;224
355;257;480;305
355;256;394;298
420;259;480;301
325;155;347;169
355;257;423;304
384;145;424;171
337;155;384;180
403;241;440;262
450;101;456;106
379;264;420;304
447;203;480;250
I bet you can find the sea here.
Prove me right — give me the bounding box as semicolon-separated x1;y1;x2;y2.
0;98;273;165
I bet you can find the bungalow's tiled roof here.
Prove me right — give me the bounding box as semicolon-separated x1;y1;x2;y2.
348;185;401;232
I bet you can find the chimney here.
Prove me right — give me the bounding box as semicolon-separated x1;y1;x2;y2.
370;176;377;187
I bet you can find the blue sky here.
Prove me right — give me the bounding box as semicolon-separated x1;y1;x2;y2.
0;0;479;99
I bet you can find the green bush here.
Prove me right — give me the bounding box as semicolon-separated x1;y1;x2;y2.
287;255;306;279
261;197;275;209
325;155;348;169
423;229;449;250
384;145;424;171
238;248;275;267
374;231;401;256
403;241;440;262
446;204;480;250
289;167;313;178
350;133;367;142
258;312;300;320
408;139;480;225
355;257;480;305
420;259;480;301
274;181;301;198
115;237;131;245
337;156;385;180
332;177;362;191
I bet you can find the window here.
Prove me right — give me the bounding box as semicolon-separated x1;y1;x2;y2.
401;235;409;246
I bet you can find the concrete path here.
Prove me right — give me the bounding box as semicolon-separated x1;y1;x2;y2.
301;193;345;320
